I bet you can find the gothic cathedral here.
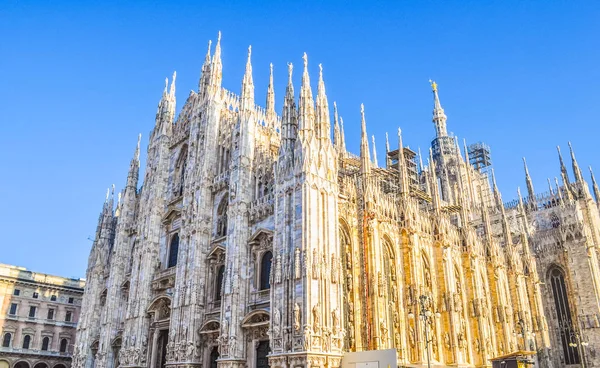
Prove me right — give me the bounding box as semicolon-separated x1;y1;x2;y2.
73;33;600;368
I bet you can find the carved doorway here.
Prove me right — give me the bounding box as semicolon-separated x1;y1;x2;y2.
209;346;219;368
156;330;168;368
256;341;270;368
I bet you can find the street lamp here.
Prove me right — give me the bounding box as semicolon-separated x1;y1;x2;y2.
408;295;440;368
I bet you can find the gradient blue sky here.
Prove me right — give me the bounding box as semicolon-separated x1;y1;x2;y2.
1;1;599;279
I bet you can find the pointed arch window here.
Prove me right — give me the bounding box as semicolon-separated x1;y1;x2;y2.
23;335;31;349
216;198;228;238
59;338;68;353
167;233;180;268
550;267;580;365
259;251;273;290
215;265;225;301
41;337;50;351
2;333;11;347
173;145;188;197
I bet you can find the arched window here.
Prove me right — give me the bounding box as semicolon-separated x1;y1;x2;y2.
167;233;180;268
259;251;273;290
2;333;10;347
550;267;580;364
215;265;225;301
22;335;31;349
216;198;228;238
41;336;50;351
59;338;68;353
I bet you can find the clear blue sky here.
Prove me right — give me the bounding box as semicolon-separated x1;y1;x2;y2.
1;1;599;279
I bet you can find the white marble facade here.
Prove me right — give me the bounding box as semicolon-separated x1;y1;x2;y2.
74;33;600;368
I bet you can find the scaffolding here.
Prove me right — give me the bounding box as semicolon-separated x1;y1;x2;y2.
468;142;492;172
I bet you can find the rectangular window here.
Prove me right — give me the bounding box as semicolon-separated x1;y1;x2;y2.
47;309;54;320
33;292;39;299
9;303;17;315
68;297;74;304
50;295;57;301
13;289;20;296
28;306;36;318
65;311;72;322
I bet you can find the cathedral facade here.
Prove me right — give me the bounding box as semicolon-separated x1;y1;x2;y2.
73;33;600;368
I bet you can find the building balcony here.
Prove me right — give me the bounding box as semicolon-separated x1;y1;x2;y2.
212;171;229;192
152;267;176;291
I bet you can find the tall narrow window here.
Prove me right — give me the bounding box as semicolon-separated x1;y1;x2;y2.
2;333;11;347
41;337;50;351
9;303;17;315
167;233;180;268
259;251;273;290
60;338;68;353
65;311;72;322
29;306;36;318
68;297;74;304
550;267;580;364
13;289;20;296
215;265;225;301
32;292;39;299
47;309;54;320
216;198;228;238
23;335;31;349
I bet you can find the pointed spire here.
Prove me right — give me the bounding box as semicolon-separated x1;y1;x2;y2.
385;132;391;168
210;31;223;88
280;62;297;156
568;142;584;183
333;102;341;149
491;169;502;208
127;134;141;190
360;104;371;174
557;145;571;186
590;167;600;203
418;147;424;173
299;52;315;132
199;39;212;93
429;148;441;212
398;128;409;194
547;178;554;195
555;177;565;203
240;45;254;111
523;157;536;202
430;79;448;137
169;71;176;97
266;63;275;119
315;63;331;142
463;139;470;167
371;135;378;167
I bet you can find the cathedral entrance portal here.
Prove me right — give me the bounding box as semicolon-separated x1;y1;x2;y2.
256;341;269;368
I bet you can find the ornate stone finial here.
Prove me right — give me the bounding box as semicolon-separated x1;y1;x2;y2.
270;62;273;75
105;188;110;201
164;77;169;93
217;31;221;43
319;63;323;79
247;45;252;59
170;71;177;96
429;79;438;92
287;62;293;83
136;133;142;161
303;52;308;69
361;103;365;115
207;39;212;54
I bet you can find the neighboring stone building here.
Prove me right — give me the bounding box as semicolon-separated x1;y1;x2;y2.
73;33;600;368
0;264;85;368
